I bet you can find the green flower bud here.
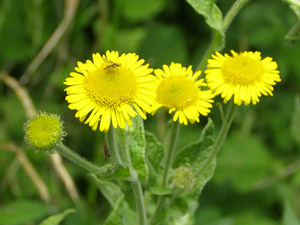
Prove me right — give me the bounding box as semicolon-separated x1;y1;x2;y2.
173;166;196;191
24;112;66;152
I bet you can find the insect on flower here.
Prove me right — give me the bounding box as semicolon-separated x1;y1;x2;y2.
64;51;155;132
103;59;121;70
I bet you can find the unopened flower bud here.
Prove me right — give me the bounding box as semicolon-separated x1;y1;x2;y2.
24;112;65;152
174;166;196;191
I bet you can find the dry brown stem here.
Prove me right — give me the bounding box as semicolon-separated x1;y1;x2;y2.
20;0;80;84
0;73;81;207
0;142;51;203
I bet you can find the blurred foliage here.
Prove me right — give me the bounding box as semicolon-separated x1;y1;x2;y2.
1;0;300;224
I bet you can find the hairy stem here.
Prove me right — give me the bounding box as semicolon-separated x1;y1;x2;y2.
196;101;237;178
221;0;250;33
0;72;81;208
162;121;180;186
131;180;147;225
57;143;106;174
105;129;123;165
123;136;147;225
149;121;180;225
196;0;250;72
106;127;147;225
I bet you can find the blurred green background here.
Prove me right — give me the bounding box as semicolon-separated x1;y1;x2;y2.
1;0;300;224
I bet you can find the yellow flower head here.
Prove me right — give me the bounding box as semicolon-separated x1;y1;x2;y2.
64;51;156;132
153;63;214;125
205;50;281;106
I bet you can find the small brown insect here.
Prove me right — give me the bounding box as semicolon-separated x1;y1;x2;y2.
104;143;110;157
103;59;121;70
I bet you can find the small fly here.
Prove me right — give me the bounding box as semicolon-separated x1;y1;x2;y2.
103;59;121;70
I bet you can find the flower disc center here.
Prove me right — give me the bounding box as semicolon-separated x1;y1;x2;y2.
85;66;137;108
157;76;198;109
222;55;264;85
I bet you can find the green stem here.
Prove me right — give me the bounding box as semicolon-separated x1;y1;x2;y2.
149;121;180;225
105;129;123;165
196;37;218;72
196;101;237;178
196;0;250;72
131;180;147;225
162;121;180;186
57;143;106;174
221;0;250;33
106;127;147;225
149;197;166;225
123;140;147;225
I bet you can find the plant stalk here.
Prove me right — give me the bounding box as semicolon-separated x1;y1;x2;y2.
149;121;180;225
221;0;250;33
105;129;123;165
123;136;147;225
196;0;250;72
57;143;106;174
131;180;147;225
106;127;147;225
196;101;237;178
162;121;180;186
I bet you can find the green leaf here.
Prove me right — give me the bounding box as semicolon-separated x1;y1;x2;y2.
145;131;164;171
0;200;48;225
39;209;75;225
145;131;164;188
284;0;300;43
283;200;300;225
128;117;148;182
103;198;136;225
291;95;300;145
117;116;149;183
102;164;132;180
186;0;222;30
284;0;300;20
149;186;172;196
90;174;124;207
186;0;224;50
174;118;215;179
285;22;300;42
91;174;136;225
168;119;215;216
172;213;194;225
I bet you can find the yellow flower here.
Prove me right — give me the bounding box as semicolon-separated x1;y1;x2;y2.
153;63;214;125
205;50;281;105
64;51;156;132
